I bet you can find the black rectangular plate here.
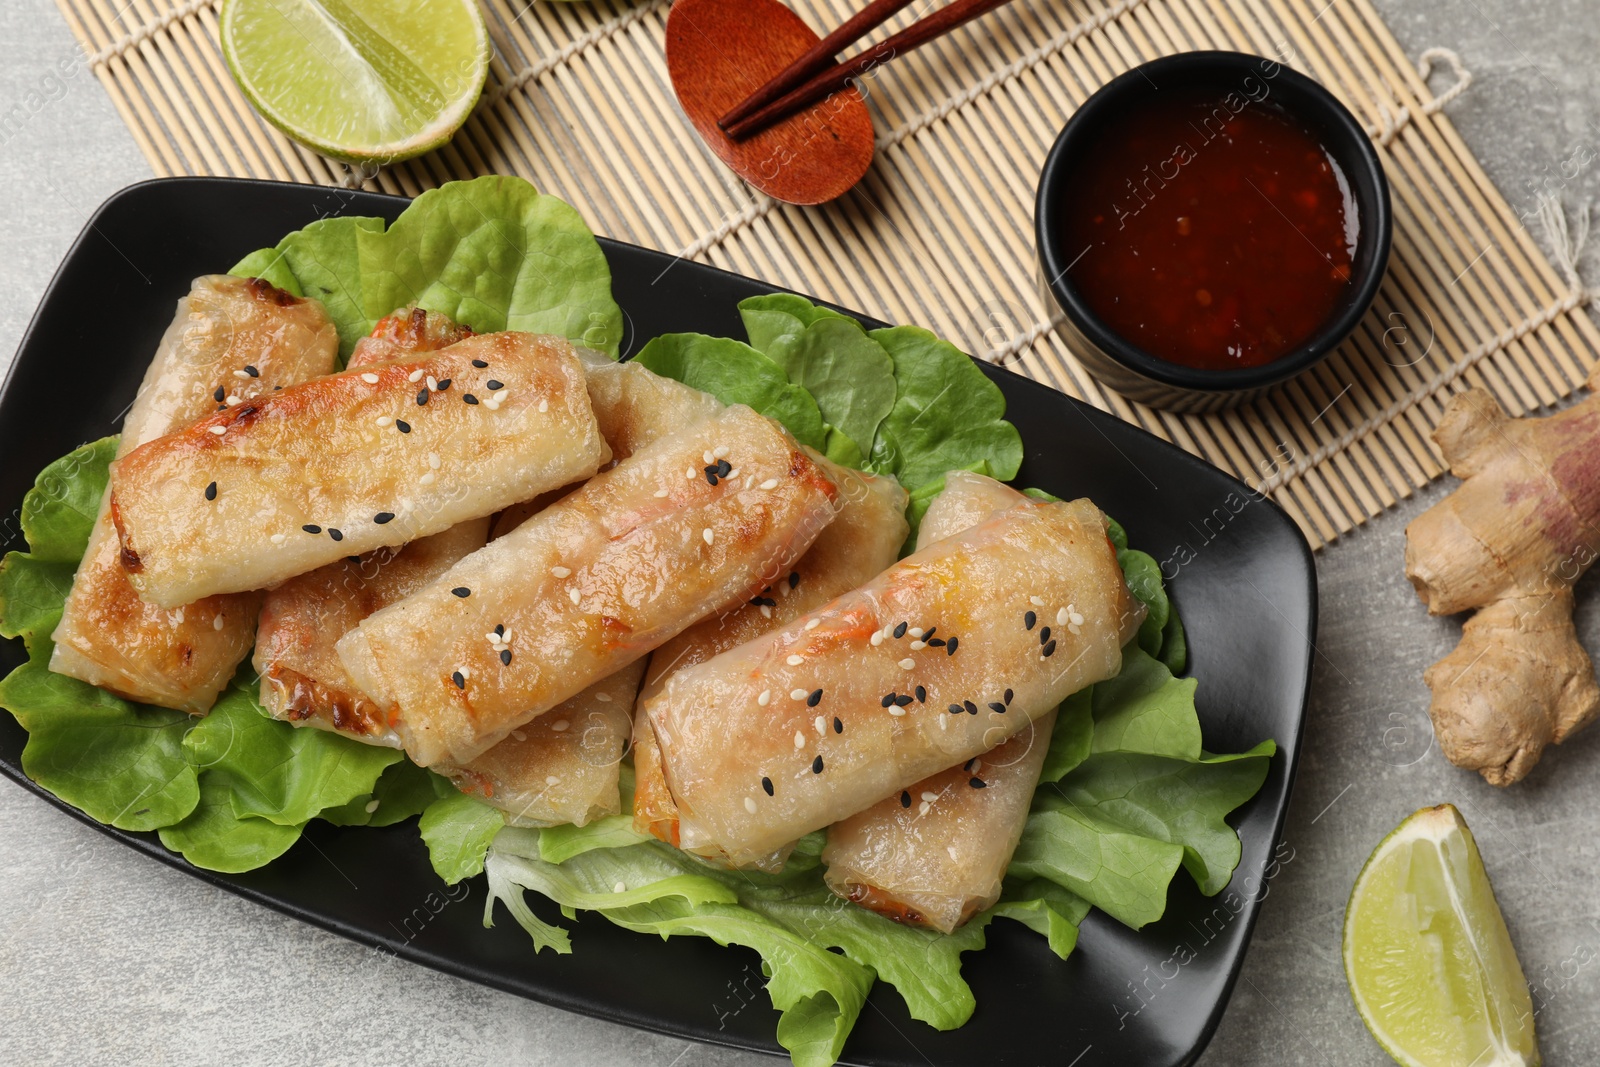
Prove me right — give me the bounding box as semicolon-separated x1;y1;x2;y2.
0;178;1315;1067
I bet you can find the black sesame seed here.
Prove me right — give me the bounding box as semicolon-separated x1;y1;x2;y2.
417;389;429;406
948;704;964;715
893;622;908;639
1004;688;1013;705
762;776;774;796
273;385;282;391
1040;626;1052;644
969;777;987;789
500;648;513;666
204;481;217;501
486;379;504;391
812;755;824;774
833;717;842;733
914;685;926;703
988;702;1007;714
1043;639;1057;658
807;688;823;707
964;700;978;715
216;405;226;411
328;528;343;541
452;671;465;689
788;571;799;588
946;636;959;655
395;420;411;433
964;758;978;772
452;587;471;598
347;555;361;564
436;378;451;390
895;694;913;707
1024;610;1037;630
900;790;912;808
706;470;719;487
243;365;259;377
715;459;731;476
494;623;504;636
927;637;946;647
212;386;225;402
302;524;322;534
923;627;936;639
881;693;896;708
374;512;395;524
471;359;488;368
463;394;479;405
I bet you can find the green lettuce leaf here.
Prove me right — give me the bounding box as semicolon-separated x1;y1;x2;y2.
21;437;114;563
634;332;828;450
157;774;303;874
985;877;1091;959
419;790;505;884
233;176;622;360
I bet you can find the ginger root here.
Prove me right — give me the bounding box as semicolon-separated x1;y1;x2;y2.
1405;384;1600;784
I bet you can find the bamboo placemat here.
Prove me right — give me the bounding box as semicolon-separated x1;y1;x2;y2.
54;0;1600;548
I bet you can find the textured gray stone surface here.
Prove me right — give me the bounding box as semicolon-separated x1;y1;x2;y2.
1;0;1598;1063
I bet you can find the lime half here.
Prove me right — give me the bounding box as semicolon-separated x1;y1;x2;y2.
220;0;490;164
1344;804;1539;1067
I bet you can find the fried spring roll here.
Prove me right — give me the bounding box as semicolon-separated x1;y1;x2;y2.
646;497;1144;867
49;276;338;712
632;467;910;848
253;308;485;742
822;472;1054;932
109;332;609;607
337;404;840;767
447;659;645;827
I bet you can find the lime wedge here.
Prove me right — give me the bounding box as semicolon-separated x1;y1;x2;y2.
1344;804;1540;1067
220;0;490;164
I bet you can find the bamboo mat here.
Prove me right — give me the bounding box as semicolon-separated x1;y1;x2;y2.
54;0;1600;549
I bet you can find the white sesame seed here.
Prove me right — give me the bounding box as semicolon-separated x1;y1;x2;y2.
551;720;570;732
702;528;714;546
744;476;755;490
870;631;885;646
493;389;508;401
759;478;779;490
790;689;807;701
363;799;381;814
794;731;806;748
485;632;500;644
899;658;916;670
888;706;906;716
759;605;772;618
909;640;926;650
551;566;571;578
376;415;392;427
939;716;948;731
225;395;242;407
786;655;804;666
593;692;611;702
947;845;959;861
725;468;740;480
970;759;982;773
654;488;670;498
909;627;924;639
814;715;826;735
804;618;820;631
545;775;560;786
426;375;438;391
511;730;526;742
744;796;758;814
614;881;627;893
213;615;224;631
361;372;380;384
483;397;501;411
568;587;581;605
1070;612;1085;626
538;398;548;413
1056;607;1069;627
1069;623;1082;635
428;452;441;469
419;471;436;485
703;450;715;464
208;425;227;436
408;369;425;382
921;791;938;802
758;689;771;706
270;533;286;545
172;608;184;624
458;667;470;679
714;445;729;459
919;802;932;816
232;369;250;380
1031;596;1046;606
685;468;696;480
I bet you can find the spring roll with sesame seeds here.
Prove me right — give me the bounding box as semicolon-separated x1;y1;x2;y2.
336;403;840;768
108;331;609;608
822;472;1056;932
253;307;488;743
645;496;1145;868
443;659;646;827
49;275;338;713
631;465;910;848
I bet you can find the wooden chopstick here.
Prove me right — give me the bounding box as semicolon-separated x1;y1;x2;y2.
717;0;918;129
722;0;1017;141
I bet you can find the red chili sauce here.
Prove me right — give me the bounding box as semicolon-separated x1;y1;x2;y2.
1060;86;1358;370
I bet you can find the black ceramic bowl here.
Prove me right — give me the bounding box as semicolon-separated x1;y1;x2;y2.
1036;50;1392;414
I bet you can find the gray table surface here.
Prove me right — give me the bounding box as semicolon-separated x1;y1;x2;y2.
2;1;1598;1063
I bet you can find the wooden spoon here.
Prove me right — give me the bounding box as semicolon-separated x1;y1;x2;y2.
666;0;874;206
